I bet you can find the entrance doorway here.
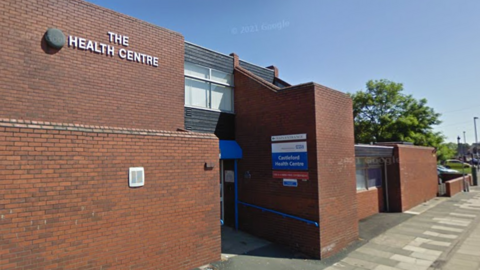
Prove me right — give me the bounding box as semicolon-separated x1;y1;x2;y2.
219;140;242;228
220;160;235;227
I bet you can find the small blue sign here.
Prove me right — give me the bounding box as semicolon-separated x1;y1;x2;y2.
283;179;298;187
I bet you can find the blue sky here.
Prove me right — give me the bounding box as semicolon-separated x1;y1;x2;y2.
87;0;480;144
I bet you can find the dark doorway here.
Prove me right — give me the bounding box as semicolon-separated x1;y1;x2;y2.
221;160;235;227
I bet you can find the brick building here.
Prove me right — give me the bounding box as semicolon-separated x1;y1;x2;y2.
0;0;438;269
355;144;438;220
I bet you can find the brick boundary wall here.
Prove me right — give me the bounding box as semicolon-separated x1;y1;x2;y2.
445;176;471;197
0;119;220;270
442;173;474;185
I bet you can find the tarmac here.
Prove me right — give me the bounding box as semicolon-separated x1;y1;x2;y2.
199;186;480;270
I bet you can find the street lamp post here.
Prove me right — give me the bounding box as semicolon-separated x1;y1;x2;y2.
462;132;469;192
474;117;479;157
457;136;461;159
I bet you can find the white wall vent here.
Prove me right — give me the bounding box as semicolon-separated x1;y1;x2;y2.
129;167;145;187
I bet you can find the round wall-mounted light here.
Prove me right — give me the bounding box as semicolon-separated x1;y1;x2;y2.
44;28;65;49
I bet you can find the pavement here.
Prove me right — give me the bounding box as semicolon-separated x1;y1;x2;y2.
198;186;480;270
327;187;480;270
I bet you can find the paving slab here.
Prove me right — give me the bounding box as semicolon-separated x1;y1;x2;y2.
348;251;399;267
203;187;480;270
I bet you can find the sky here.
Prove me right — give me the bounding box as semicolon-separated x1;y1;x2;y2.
87;0;480;144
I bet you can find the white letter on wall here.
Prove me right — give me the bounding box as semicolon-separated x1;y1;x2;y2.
107;32;115;43
118;48;126;59
68;36;78;48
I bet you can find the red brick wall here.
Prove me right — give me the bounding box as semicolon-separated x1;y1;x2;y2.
445;176;470;197
446;178;464;197
442;173;473;185
0;0;184;131
0;120;220;270
385;155;402;212
396;145;438;212
314;85;358;258
234;67;357;259
234;67;321;257
357;188;384;221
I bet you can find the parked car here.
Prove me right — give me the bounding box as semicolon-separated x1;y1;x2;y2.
468;158;480;165
437;165;459;175
442;159;472;173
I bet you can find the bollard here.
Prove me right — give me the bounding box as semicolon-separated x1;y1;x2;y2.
472;166;478;186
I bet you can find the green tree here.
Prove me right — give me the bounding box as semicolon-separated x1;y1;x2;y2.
349;79;441;144
436;142;457;162
349;79;452;161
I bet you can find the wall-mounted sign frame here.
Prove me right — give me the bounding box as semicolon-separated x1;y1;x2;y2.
271;141;308;170
271;133;307;142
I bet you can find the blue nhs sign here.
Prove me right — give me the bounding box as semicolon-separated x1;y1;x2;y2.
271;141;308;170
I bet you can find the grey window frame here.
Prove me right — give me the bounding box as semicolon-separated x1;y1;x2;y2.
184;62;234;113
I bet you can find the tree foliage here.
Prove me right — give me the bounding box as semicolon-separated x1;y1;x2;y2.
349;79;452;161
436;142;458;162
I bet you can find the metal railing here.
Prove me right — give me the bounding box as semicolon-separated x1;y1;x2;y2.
238;201;319;227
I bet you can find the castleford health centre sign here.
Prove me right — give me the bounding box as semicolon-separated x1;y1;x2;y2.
271;141;308;170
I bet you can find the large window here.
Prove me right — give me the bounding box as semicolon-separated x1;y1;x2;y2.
184;62;234;112
356;158;383;191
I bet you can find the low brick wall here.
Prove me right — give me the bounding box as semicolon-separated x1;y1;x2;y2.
445;175;471;197
357;188;384;221
0;119;220;270
442;173;473;186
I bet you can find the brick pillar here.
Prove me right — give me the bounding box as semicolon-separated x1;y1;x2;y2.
266;65;279;77
230;53;239;68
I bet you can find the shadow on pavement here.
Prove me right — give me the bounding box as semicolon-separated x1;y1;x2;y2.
202;212;414;270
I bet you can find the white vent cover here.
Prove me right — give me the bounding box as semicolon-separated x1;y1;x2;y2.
129;167;144;187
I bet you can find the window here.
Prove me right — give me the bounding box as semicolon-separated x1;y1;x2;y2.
211;84;232;111
129;167;144;187
356;159;367;190
367;167;382;188
356;158;383;190
211;69;233;85
185;78;209;108
184;62;234;112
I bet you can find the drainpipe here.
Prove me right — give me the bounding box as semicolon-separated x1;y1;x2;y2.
381;158;390;212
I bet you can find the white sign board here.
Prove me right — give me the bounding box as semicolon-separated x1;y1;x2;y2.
271;133;307;142
271;141;307;153
225;170;235;183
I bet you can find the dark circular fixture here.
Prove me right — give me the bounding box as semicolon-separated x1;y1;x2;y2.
45;28;65;49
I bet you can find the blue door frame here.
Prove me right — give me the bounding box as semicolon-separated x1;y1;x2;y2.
219;140;243;230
